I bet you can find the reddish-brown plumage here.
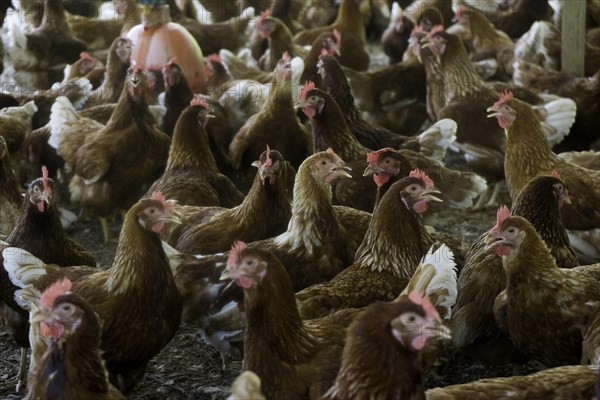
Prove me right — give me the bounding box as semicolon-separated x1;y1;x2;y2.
161;62;194;136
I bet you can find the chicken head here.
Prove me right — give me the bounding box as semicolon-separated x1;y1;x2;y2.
135;192;181;234
28;166;54;213
399;170;442;214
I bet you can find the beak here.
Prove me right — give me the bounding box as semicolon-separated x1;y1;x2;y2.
160;209;182;225
362;164;381;176
207;107;216;118
220;267;237;281
30;308;50;325
423;188;443;202
426;319;452;341
486;106;500;118
563;192;572;205
484;231;501;250
335;163;352;179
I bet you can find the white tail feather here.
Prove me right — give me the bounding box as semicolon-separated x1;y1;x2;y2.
417;118;458;162
568;230;600;264
400;244;458;319
48;96;80;149
2;247;47;288
536;97;577;148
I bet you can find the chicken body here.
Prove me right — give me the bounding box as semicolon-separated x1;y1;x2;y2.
296;174;442;319
487;216;600;367
5;197;182;394
147;100;243;208
0;137;21;239
452;175;578;365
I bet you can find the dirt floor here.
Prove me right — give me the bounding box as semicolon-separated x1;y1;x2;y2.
0;183;545;400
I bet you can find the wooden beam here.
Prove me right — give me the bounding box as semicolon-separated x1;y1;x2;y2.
561;0;586;76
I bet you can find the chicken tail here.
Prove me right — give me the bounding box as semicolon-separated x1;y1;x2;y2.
398;243;458;320
0;100;38;119
567;229;600;264
161;241;198;276
416;118;457;162
50;77;93;110
2;247;48;290
533;95;577;148
436;169;488;209
48;96;80;149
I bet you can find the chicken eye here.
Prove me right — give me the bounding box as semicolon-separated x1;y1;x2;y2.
410;185;418;191
384;159;391;164
407;314;416;322
507;227;515;234
245;260;253;266
321;160;327;166
61;305;72;312
149;208;155;214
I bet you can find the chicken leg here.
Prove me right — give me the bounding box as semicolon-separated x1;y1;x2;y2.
4;348;28;392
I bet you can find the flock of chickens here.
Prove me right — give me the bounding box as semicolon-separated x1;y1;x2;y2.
0;0;599;398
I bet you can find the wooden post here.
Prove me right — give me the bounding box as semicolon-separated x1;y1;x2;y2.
561;0;586;76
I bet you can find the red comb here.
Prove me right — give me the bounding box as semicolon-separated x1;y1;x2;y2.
207;54;221;62
492;205;511;232
227;241;247;268
264;145;272;167
257;9;270;27
494;91;514;108
411;24;424;36
408;291;439;320
281;51;291;63
40;278;72;309
326;147;344;164
429;25;444;36
409;169;434;189
190;95;209;108
366;147;394;164
299;81;316;102
333;29;342;44
551;170;561;180
320;48;329;56
80;52;93;60
41;165;51;194
454;3;466;18
151;191;173;211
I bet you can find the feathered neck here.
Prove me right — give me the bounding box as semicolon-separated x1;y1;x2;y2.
503;230;558;287
354;189;425;279
266;79;296;113
244;261;319;369
165;106;217;172
104;81;156;132
8;202;69;256
231;170;291;226
0;155;22;205
433;40;487;100
107;214;172;294
322;65;360;121
275;164;340;255
311;96;367;160
38;0;69;34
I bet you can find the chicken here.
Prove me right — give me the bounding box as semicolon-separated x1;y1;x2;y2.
255;11;307;71
452;174;579;365
491;0;553;39
299;31;341;87
63;52;105;88
364;146;487;209
81;37;133;109
0;100;38;180
7;0;87;89
160;61;194;136
49;66;171;242
25;279;125;400
4;193;182;394
296;170;445;319
217;48;273;84
342;60;427;134
426;365;598;399
318;53;453;158
228;53;311;192
323;295;452;400
418;28;576;207
1;169;96;391
488;91;600;232
294;0;370;71
381;2;415;64
170;146;293;253
219;242;357;400
452;4;515;79
0;136;21;240
297;84;378;211
226;371;266;400
147;97;243;208
485;211;600;367
513;61;600;152
167;0;254;56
